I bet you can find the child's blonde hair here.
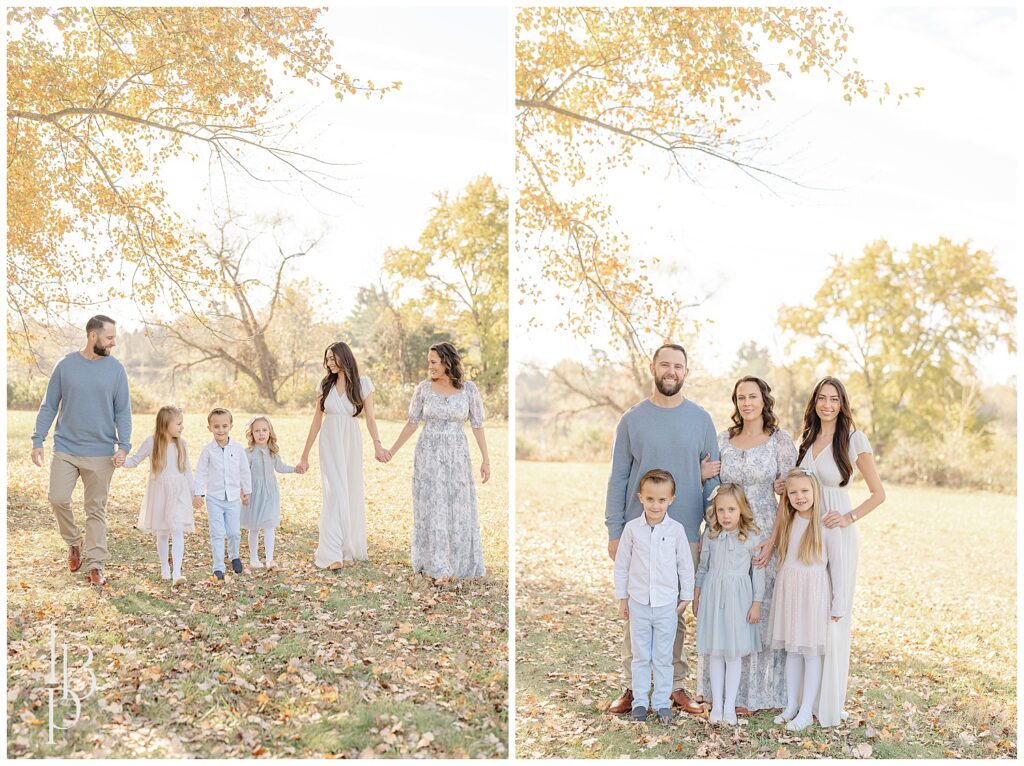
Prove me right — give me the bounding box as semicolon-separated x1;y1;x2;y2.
152;406;187;474
705;483;759;541
245;415;280;457
777;468;824;566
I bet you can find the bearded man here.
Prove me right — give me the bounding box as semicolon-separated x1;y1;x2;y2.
30;315;132;586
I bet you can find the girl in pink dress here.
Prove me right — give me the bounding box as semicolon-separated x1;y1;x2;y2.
766;468;845;731
123;405;195;586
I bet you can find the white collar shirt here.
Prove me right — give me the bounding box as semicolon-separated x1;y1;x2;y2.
194;438;252;500
613;514;695;607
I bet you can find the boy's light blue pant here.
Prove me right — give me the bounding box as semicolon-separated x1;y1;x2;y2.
206;496;241;573
629;598;676;711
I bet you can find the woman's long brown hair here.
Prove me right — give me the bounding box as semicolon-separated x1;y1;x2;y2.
796;376;856;486
429;342;464;389
319;342;364;417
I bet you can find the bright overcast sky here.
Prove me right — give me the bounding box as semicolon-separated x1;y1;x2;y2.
106;6;509;328
514;7;1019;384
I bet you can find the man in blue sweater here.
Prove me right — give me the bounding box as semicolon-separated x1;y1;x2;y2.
30;315;133;586
605;343;720;716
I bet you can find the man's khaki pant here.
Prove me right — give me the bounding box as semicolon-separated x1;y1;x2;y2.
48;452;115;573
622;540;699;690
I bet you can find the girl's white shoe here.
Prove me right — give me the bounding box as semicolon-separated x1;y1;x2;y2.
786;715;813;732
250;559;264;569
774;711;794;725
265;560;278;571
161;567;172;581
172;576;186;588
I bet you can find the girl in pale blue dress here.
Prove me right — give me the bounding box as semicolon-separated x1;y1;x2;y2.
243;416;298;570
694;483;764;725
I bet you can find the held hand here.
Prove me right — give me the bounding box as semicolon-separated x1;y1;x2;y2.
691;596;699;617
747;603;762;625
675;600;689;616
296;459;309;474
31;447;44;467
753;539;774;569
480;460;490;484
241;492;250;506
607;538;619;561
618;599;629;620
831;615;842;622
192;497;204;510
374;444;391;463
112;449;127;467
822;510;851;529
773;472;785;495
700;453;721;481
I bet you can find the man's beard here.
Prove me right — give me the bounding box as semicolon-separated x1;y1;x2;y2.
654;375;682;397
93;344;111;357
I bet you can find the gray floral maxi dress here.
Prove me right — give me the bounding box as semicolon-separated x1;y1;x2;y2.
696;428;797;710
408;380;486;578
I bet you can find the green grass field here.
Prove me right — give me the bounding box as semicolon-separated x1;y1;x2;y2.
6;411;508;758
516;460;1016;759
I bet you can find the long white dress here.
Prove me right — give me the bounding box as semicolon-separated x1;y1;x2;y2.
800;429;872;727
313;376;372;568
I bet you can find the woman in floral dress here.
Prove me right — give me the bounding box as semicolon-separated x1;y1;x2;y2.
699;376;796;712
388;342;490;582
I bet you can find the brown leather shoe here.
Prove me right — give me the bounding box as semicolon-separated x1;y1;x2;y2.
608;689;634;714
85;569;106;587
68;545;81;572
670;687;704;715
735;706;752;717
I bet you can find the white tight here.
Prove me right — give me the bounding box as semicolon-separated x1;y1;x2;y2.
709;655;742;720
783;651;822;725
156;529;185;578
248;528;276;563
